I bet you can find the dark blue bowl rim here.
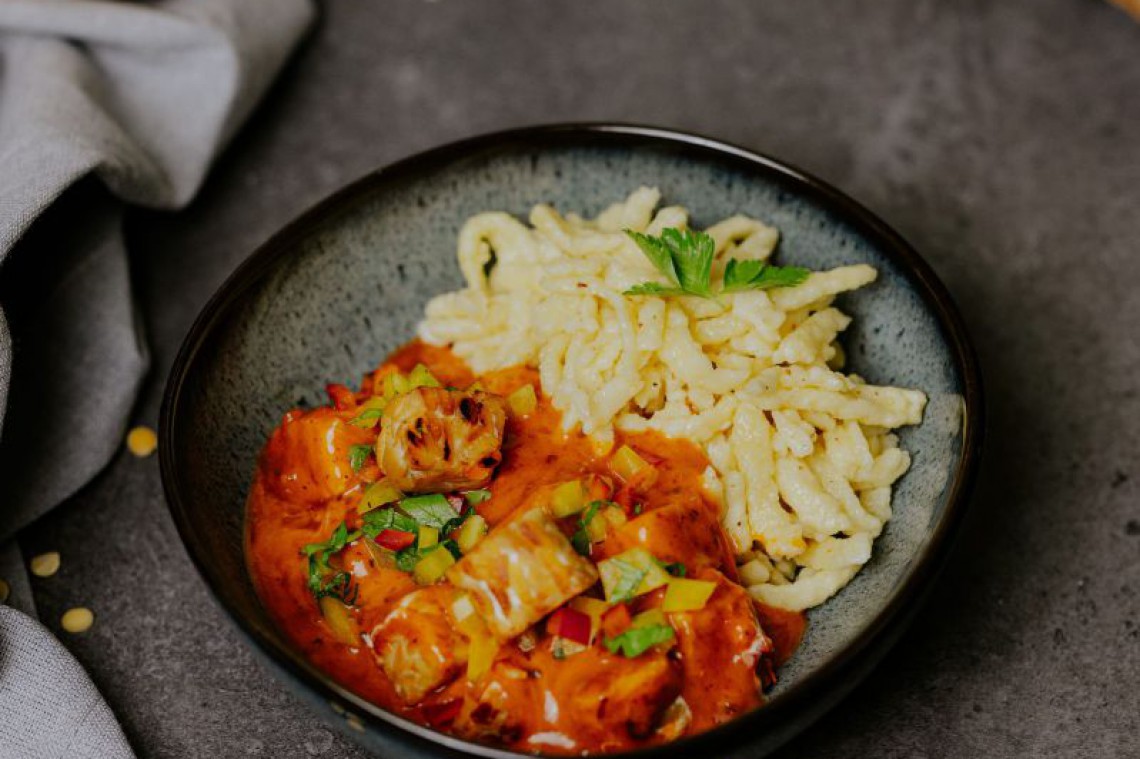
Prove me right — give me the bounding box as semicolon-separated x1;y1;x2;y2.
159;123;985;759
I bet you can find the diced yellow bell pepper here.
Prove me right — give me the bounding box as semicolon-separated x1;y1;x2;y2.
382;372;411;402
418;525;439;549
507;384;537;415
662;578;718;612
598;548;670;603
413;547;455;585
550;480;588;517
359;479;402;513
584;503;626;544
466;629;500;681
631;608;667;629
586;510;609;543
451;592;483;636
319;597;358;645
451;591;499;680
455;514;487;553
603;506;627;529
610;444;658;487
407;363;441;389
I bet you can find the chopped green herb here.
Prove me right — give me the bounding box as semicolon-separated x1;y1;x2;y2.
348;444;372;472
349;407;384;428
440;513;468;538
361;508;418;539
464;489;492;506
571;500;604;556
302;522;362;603
394;544;422;572
440;538;462;560
607;557;649;603
307;562;356;604
399;494;458;529
604;623;676;657
655;558;687;577
302;521;362;558
623;227;808;299
632;503;644;516
392;540;460;573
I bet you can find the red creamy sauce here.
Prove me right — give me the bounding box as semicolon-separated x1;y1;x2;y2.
246;341;805;754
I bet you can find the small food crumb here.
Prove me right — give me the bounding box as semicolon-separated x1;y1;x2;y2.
126;426;158;457
30;552;61;578
345;713;365;732
61;607;95;633
0;578;9;605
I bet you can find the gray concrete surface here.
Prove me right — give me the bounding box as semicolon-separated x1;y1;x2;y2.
18;0;1139;757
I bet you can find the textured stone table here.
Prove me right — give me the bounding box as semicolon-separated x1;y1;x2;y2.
20;1;1139;757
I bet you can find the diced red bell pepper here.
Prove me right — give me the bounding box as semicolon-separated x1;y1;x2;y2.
612;485;634;512
601;604;632;639
547;607;592;646
375;529;416;551
422;698;463;727
326;383;356;410
583;474;614;502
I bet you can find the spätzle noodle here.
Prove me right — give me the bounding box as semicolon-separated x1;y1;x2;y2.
419;188;926;611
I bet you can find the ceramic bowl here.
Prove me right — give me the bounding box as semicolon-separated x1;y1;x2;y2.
159;124;983;758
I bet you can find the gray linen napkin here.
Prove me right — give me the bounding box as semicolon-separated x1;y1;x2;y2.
0;0;314;756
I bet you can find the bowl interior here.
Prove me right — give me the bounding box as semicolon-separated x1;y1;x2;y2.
163;127;972;755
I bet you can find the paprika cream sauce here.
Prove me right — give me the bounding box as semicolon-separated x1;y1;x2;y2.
246;341;805;754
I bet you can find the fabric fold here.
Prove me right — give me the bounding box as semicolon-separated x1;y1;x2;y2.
0;1;315;757
0;607;134;759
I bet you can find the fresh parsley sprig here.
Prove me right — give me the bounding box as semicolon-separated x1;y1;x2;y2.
623;227;809;298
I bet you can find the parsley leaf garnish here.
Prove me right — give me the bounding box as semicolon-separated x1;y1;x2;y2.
604;624;676;657
348;444;372;472
624;282;684;297
624;227;809;298
722;258;810;292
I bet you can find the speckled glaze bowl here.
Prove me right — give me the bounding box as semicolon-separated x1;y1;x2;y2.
159;124;983;758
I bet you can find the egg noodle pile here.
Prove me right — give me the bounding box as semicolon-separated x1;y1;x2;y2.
419;188;926;611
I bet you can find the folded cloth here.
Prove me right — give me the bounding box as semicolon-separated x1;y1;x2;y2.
0;607;134;759
0;0;314;538
0;0;314;756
